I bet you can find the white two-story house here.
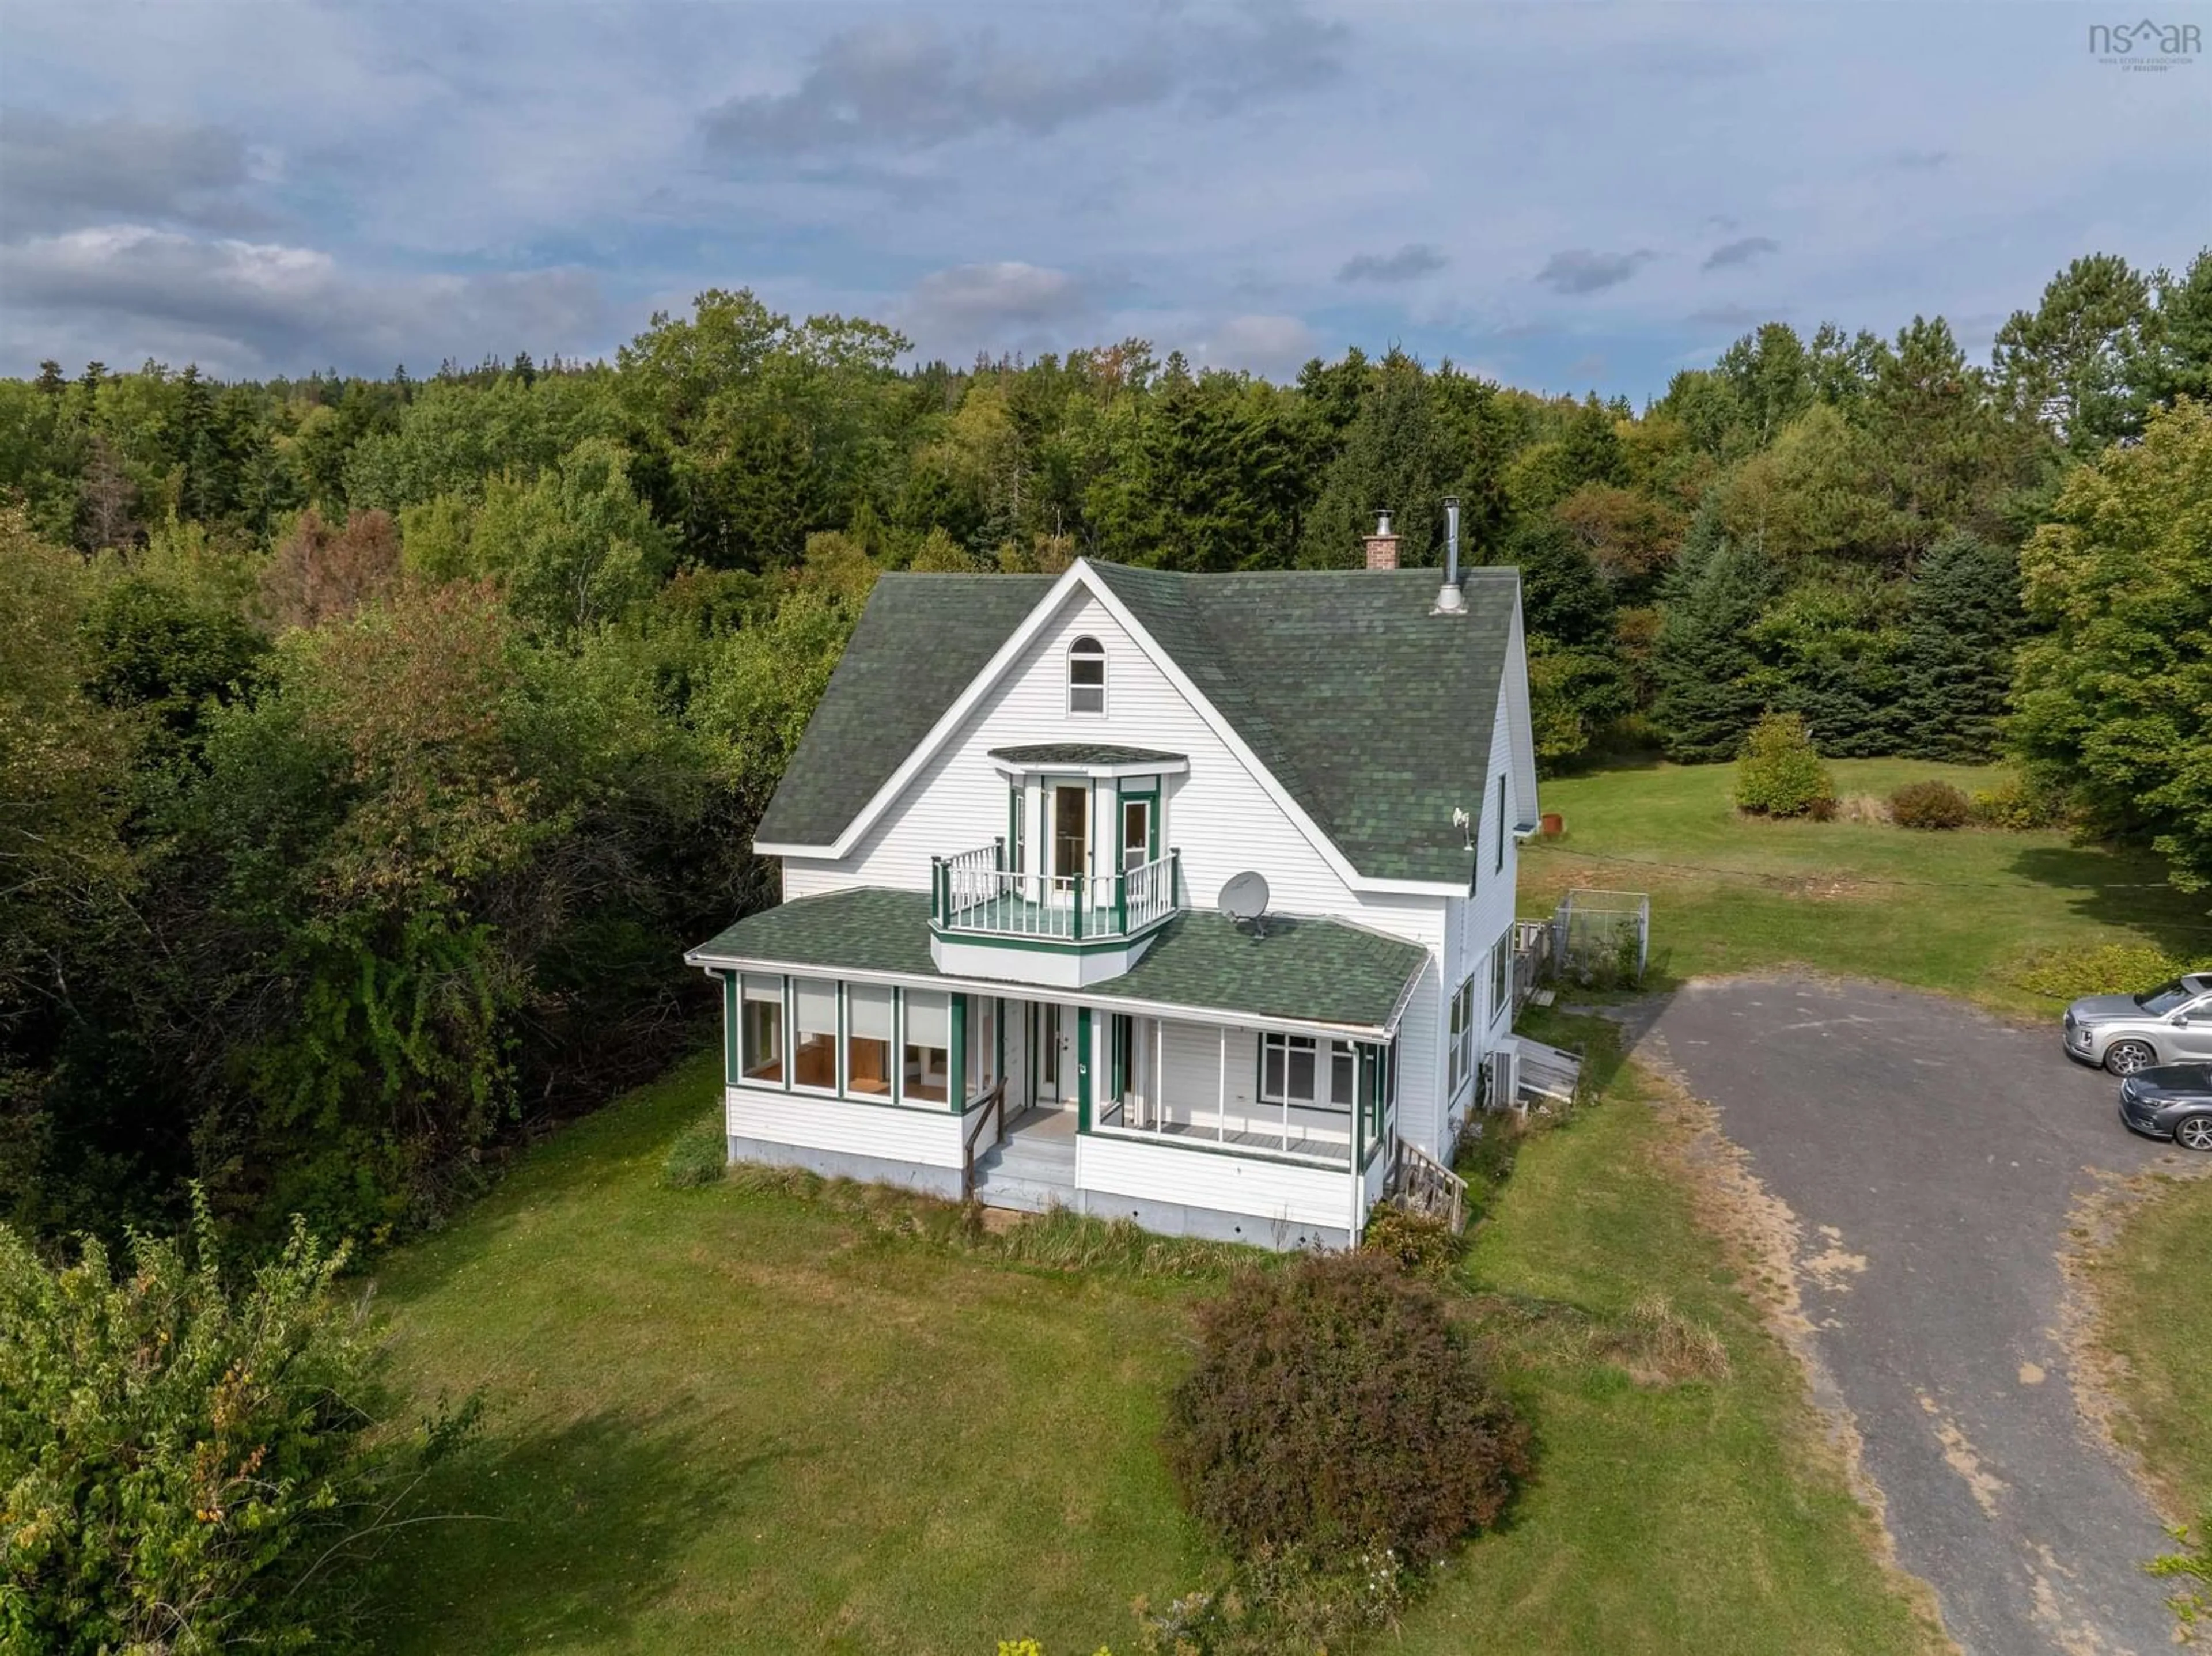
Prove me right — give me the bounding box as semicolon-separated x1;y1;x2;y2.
685;529;1537;1249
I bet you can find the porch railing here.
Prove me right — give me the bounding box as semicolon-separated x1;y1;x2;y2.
931;843;1181;942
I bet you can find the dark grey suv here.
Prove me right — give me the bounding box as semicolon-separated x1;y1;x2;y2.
2118;1063;2212;1151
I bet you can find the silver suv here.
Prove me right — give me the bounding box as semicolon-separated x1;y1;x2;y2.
2064;973;2212;1075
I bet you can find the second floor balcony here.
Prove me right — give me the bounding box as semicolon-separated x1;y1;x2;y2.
929;841;1184;987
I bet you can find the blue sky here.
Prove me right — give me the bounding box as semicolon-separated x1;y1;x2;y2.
2;2;2206;399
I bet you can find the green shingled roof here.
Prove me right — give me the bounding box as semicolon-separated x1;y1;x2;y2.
753;562;1517;883
753;574;1055;848
685;887;1426;1032
987;743;1186;766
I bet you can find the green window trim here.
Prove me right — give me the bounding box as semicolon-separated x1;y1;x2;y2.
1496;771;1508;871
1077;1007;1093;1133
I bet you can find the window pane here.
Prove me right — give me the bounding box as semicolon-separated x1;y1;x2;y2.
793;978;837;1090
1263;1043;1285;1098
1332;1044;1355;1106
741;975;784;1084
905;991;949;1104
1070;657;1105;684
846;985;892;1096
1287;1044;1315;1101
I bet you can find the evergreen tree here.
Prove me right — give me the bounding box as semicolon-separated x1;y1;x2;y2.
2122;246;2212;428
1650;509;1777;760
1896;533;2022;761
1498;517;1613;647
1298;351;1437;567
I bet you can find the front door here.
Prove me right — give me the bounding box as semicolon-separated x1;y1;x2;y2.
1051;785;1088;903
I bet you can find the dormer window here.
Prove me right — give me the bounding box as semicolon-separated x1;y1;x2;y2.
1067;636;1106;715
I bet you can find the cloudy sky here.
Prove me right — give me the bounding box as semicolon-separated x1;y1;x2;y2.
2;2;2206;399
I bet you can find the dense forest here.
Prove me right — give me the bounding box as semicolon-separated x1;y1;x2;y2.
3;248;2208;1246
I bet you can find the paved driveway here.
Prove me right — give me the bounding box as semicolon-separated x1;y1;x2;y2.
1641;976;2192;1656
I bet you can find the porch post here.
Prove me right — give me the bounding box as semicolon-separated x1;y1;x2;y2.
1216;1026;1226;1142
1076;1006;1092;1132
720;971;738;1086
949;994;967;1112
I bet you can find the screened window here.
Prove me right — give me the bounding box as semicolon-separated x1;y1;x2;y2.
1490;924;1513;1021
1068;636;1105;714
1007;786;1025;873
904;990;950;1105
740;974;785;1084
1448;976;1476;1098
1260;1033;1356;1110
967;995;997;1100
846;984;893;1096
793;979;838;1091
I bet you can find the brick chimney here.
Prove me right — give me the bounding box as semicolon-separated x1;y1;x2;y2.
1363;509;1400;570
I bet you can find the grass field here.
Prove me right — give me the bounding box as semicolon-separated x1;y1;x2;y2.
1522;759;2197;1017
373;1014;1936;1654
2085;1176;2212;1528
368;758;2199;1651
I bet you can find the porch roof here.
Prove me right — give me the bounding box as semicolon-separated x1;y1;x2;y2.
685;887;1426;1034
986;742;1186;767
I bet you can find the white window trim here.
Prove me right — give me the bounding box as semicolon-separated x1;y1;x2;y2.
1259;1032;1357;1113
1067;635;1107;718
1447;976;1476;1100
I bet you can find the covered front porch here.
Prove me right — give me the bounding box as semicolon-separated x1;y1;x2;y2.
684;886;1427;1249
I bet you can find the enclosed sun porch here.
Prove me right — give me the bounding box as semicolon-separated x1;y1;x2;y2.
685;886;1429;1248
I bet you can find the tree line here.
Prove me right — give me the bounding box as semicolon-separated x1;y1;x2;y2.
2;248;2207;1245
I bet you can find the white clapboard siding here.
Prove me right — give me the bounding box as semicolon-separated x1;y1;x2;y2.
725;1085;967;1169
1395;954;1444;1157
1077;1132;1351;1231
805;588;1369;922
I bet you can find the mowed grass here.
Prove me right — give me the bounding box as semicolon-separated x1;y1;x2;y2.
2085;1175;2212;1525
374;1019;1937;1654
372;1049;1215;1654
1523;759;2196;1017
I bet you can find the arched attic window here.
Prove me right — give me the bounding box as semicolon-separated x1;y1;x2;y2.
1067;636;1106;714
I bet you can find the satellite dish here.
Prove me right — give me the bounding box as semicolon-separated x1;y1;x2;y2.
1219;871;1271;937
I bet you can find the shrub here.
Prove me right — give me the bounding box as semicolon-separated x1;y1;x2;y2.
0;1192;478;1654
1969;774;2067;831
1889;779;1971;830
661;1115;729;1188
2012;942;2198;1001
1733;711;1836;819
1160;1252;1530;1568
1361;1205;1464;1278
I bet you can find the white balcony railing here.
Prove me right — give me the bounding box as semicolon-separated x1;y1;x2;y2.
931;844;1181;942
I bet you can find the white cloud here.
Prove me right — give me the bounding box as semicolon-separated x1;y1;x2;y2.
1196;314;1319;378
0;225;608;377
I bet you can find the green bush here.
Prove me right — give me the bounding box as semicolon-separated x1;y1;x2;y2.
1160;1252;1529;1569
2012;942;2199;1001
661;1115;729;1188
0;1192;478;1654
1888;779;1972;830
1968;774;2067;831
1732;711;1836;819
1361;1205;1464;1278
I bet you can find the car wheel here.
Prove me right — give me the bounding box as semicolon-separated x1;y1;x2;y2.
2175;1115;2212;1154
2104;1039;2157;1076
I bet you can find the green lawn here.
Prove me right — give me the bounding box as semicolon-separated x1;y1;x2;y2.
374;1017;1937;1654
370;758;2197;1651
1522;759;2195;1017
2085;1176;2212;1526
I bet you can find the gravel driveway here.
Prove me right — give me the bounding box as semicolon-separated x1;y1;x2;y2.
1639;976;2192;1656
